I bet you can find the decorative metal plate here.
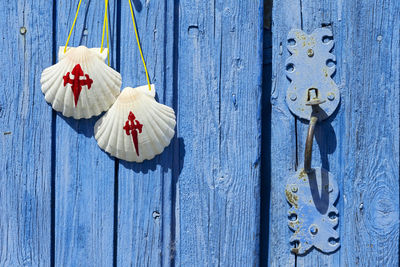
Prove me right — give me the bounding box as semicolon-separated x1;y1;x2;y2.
286;167;340;255
285;28;340;121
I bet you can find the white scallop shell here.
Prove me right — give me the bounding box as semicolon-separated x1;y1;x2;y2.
94;84;176;162
40;46;121;119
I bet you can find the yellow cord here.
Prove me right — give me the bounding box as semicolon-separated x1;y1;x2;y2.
101;0;110;66
106;16;110;66
64;0;83;53
128;0;151;91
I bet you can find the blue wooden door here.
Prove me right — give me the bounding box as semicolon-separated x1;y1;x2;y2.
267;0;400;266
1;0;399;266
1;0;262;266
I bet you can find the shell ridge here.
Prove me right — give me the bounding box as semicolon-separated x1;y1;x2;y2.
114;105;130;160
41;63;64;91
138;108;164;158
152;103;176;123
150;103;177;133
146;104;175;146
52;62;74;114
107;105;126;157
83;59;103;117
77;60;92;119
41;46;122;119
93;63;120;107
124;105;154;161
87;60;121;113
43;61;70;103
94;113;107;138
94;85;177;162
96;112;114;148
152;101;176;119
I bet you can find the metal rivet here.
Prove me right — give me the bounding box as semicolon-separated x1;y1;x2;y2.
152;211;160;219
291;186;298;193
307;49;314;57
310;225;318;235
83;29;89;36
20;27;27;35
290;94;297;101
377;35;383;42
359;203;364;210
327;93;335;101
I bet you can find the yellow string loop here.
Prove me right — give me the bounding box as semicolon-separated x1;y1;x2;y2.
106;14;109;66
128;0;151;91
101;0;110;66
64;0;83;53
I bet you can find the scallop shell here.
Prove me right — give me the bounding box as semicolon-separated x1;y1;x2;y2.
94;84;176;162
40;46;121;119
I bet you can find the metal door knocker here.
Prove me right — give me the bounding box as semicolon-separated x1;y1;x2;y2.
285;28;340;255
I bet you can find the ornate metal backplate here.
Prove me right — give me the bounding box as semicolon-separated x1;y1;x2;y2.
286;167;340;255
285;28;340;121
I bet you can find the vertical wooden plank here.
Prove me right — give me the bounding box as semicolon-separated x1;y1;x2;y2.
54;1;117;266
337;0;399;265
294;0;341;265
295;0;400;266
271;0;400;266
116;0;176;265
269;0;301;266
176;0;263;265
0;0;52;266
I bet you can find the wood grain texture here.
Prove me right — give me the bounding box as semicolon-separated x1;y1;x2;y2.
271;0;400;266
3;0;397;265
116;0;176;265
268;0;301;266
337;0;399;265
0;1;53;266
175;0;263;266
54;1;117;266
295;0;341;265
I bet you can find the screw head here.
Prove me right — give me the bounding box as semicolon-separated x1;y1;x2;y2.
152;211;160;219
310;225;318;235
20;27;27;35
291;186;298;193
327;93;335;101
290;94;297;101
307;49;314;57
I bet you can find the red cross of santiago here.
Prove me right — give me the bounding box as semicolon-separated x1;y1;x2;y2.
123;111;143;156
63;64;93;106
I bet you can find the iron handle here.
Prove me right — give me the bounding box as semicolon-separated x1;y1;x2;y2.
304;114;318;173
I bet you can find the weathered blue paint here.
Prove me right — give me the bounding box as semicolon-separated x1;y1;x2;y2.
174;1;263;266
116;0;176;265
53;1;117;266
270;0;400;266
0;1;53;265
1;0;399;266
1;0;263;265
285;28;340;121
286;167;340;255
117;0;264;265
284;27;341;256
